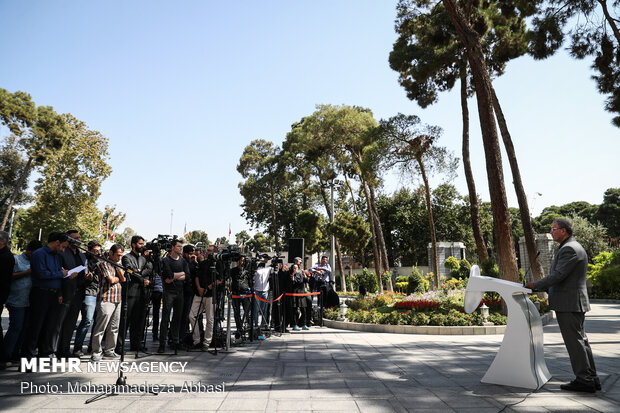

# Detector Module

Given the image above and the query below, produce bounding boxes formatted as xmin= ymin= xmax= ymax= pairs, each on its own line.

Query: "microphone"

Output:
xmin=67 ymin=237 xmax=85 ymax=247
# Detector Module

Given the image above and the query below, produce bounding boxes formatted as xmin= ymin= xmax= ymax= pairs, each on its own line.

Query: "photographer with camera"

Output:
xmin=189 ymin=245 xmax=221 ymax=350
xmin=117 ymin=236 xmax=152 ymax=354
xmin=230 ymin=255 xmax=251 ymax=337
xmin=157 ymin=239 xmax=188 ymax=353
xmin=181 ymin=245 xmax=198 ymax=345
xmin=73 ymin=241 xmax=101 ymax=356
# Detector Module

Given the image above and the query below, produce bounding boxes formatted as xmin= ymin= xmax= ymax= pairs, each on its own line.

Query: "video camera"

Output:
xmin=214 ymin=244 xmax=244 ymax=262
xmin=144 ymin=234 xmax=179 ymax=259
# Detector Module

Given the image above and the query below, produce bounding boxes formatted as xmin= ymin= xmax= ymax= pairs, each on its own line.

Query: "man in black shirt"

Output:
xmin=181 ymin=245 xmax=198 ymax=344
xmin=0 ymin=230 xmax=15 ymax=368
xmin=117 ymin=236 xmax=152 ymax=353
xmin=158 ymin=239 xmax=188 ymax=353
xmin=57 ymin=230 xmax=88 ymax=358
xmin=188 ymin=245 xmax=221 ymax=350
xmin=230 ymin=256 xmax=251 ymax=336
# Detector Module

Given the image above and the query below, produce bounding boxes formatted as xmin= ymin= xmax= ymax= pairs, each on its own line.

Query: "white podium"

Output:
xmin=464 ymin=266 xmax=551 ymax=389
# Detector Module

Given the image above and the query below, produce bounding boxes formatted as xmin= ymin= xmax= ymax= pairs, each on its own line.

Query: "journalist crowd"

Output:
xmin=0 ymin=230 xmax=336 ymax=370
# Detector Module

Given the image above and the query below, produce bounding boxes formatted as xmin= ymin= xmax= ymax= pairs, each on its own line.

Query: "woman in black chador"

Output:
xmin=291 ymin=264 xmax=310 ymax=331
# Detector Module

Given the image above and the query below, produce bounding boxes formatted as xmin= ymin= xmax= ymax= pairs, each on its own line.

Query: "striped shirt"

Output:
xmin=97 ymin=261 xmax=122 ymax=303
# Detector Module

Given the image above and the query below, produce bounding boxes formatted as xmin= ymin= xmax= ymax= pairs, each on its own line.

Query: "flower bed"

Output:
xmin=326 ymin=289 xmax=547 ymax=327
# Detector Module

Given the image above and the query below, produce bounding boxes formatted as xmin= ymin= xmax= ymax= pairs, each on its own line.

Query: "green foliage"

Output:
xmin=480 ymin=257 xmax=500 ymax=278
xmin=595 ymin=188 xmax=620 ymax=239
xmin=458 ymin=259 xmax=472 ymax=278
xmin=330 ymin=211 xmax=371 ymax=257
xmin=14 ymin=114 xmax=112 ymax=245
xmin=395 ymin=281 xmax=408 ymax=292
xmin=407 ymin=266 xmax=428 ymax=294
xmin=530 ymin=1 xmax=620 ymax=126
xmin=444 ymin=256 xmax=460 ymax=276
xmin=441 ymin=277 xmax=468 ymax=292
xmin=377 ymin=184 xmax=477 ymax=267
xmin=588 ymin=250 xmax=620 ymax=298
xmin=357 ymin=268 xmax=379 ymax=294
xmin=0 ymin=137 xmax=32 ymax=212
xmin=246 ymin=232 xmax=274 ymax=253
xmin=535 ymin=202 xmax=599 ymax=232
xmin=294 ymin=209 xmax=328 ymax=255
xmin=185 ymin=230 xmax=210 ymax=247
xmin=572 ymin=216 xmax=610 ymax=262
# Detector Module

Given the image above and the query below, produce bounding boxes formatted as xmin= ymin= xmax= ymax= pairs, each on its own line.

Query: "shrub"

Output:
xmin=458 ymin=259 xmax=472 ymax=278
xmin=324 ymin=307 xmax=339 ymax=320
xmin=358 ymin=268 xmax=378 ymax=293
xmin=393 ymin=299 xmax=439 ymax=311
xmin=480 ymin=257 xmax=499 ymax=278
xmin=441 ymin=277 xmax=468 ymax=291
xmin=395 ymin=281 xmax=408 ymax=292
xmin=588 ymin=250 xmax=620 ymax=298
xmin=381 ymin=270 xmax=392 ymax=289
xmin=407 ymin=266 xmax=427 ymax=294
xmin=444 ymin=256 xmax=460 ymax=277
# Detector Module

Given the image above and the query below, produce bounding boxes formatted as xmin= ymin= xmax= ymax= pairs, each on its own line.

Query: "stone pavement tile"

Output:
xmin=504 ymin=407 xmax=550 ymax=413
xmin=308 ymin=378 xmax=348 ymax=389
xmin=162 ymin=397 xmax=225 ymax=410
xmin=0 ymin=394 xmax=52 ymax=410
xmin=345 ymin=379 xmax=388 ymax=389
xmin=396 ymin=395 xmax=451 ymax=410
xmin=517 ymin=393 xmax=597 ymax=409
xmin=270 ymin=388 xmax=316 ymax=400
xmin=271 ymin=379 xmax=310 ymax=390
xmin=434 ymin=394 xmax=496 ymax=410
xmin=122 ymin=399 xmax=171 ymax=412
xmin=355 ymin=398 xmax=407 ymax=413
xmin=37 ymin=395 xmax=135 ymax=409
xmin=217 ymin=397 xmax=268 ymax=411
xmin=309 ymin=399 xmax=360 ymax=411
xmin=566 ymin=395 xmax=620 ymax=411
xmin=349 ymin=387 xmax=392 ymax=398
xmin=225 ymin=389 xmax=270 ymax=399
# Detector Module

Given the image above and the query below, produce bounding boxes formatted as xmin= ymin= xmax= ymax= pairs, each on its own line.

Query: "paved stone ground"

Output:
xmin=0 ymin=302 xmax=618 ymax=412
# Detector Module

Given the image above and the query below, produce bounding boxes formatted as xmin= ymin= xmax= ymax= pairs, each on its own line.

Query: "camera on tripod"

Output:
xmin=214 ymin=244 xmax=244 ymax=262
xmin=145 ymin=234 xmax=179 ymax=279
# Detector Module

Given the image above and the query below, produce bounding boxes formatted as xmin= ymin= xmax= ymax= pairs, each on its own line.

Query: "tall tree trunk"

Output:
xmin=319 ymin=182 xmax=346 ymax=292
xmin=491 ymin=87 xmax=545 ymax=281
xmin=368 ymin=185 xmax=393 ymax=291
xmin=362 ymin=181 xmax=384 ymax=293
xmin=460 ymin=67 xmax=488 ymax=262
xmin=0 ymin=156 xmax=33 ymax=231
xmin=418 ymin=159 xmax=440 ymax=289
xmin=443 ymin=0 xmax=518 ymax=282
xmin=269 ymin=183 xmax=280 ymax=252
xmin=343 ymin=172 xmax=366 ymax=267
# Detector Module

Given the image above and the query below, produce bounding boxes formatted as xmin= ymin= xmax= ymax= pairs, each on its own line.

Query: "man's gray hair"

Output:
xmin=554 ymin=218 xmax=573 ymax=236
xmin=0 ymin=230 xmax=9 ymax=243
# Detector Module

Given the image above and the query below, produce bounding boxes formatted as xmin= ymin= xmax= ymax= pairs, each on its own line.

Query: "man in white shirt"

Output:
xmin=253 ymin=254 xmax=273 ymax=329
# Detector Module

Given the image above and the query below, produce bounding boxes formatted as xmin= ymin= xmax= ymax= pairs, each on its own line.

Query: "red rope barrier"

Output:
xmin=285 ymin=292 xmax=321 ymax=297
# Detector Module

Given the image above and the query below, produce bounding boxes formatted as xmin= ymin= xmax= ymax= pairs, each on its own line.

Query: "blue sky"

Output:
xmin=1 ymin=0 xmax=617 ymax=242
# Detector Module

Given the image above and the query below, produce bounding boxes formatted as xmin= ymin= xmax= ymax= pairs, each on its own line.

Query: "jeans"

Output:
xmin=254 ymin=290 xmax=269 ymax=328
xmin=4 ymin=305 xmax=27 ymax=360
xmin=160 ymin=287 xmax=183 ymax=346
xmin=74 ymin=295 xmax=96 ymax=353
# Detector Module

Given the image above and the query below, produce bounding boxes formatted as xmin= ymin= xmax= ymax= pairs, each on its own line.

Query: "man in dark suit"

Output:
xmin=526 ymin=218 xmax=599 ymax=393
